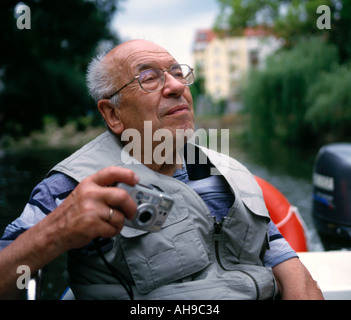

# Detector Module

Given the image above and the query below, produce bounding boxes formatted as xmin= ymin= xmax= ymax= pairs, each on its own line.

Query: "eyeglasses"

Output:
xmin=105 ymin=64 xmax=194 ymax=99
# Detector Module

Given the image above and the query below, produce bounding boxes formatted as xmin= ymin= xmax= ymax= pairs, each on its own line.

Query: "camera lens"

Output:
xmin=139 ymin=211 xmax=152 ymax=223
xmin=134 ymin=204 xmax=156 ymax=228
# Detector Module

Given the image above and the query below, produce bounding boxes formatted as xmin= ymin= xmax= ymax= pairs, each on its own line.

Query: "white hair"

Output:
xmin=86 ymin=52 xmax=121 ymax=107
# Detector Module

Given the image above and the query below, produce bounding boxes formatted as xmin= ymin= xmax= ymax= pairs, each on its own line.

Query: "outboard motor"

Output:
xmin=312 ymin=143 xmax=351 ymax=250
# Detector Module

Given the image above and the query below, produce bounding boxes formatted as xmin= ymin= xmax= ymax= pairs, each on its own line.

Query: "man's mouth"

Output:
xmin=165 ymin=105 xmax=189 ymax=116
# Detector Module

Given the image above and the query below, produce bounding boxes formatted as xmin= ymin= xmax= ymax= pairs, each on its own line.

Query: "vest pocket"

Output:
xmin=219 ymin=196 xmax=269 ymax=268
xmin=120 ymin=216 xmax=209 ymax=294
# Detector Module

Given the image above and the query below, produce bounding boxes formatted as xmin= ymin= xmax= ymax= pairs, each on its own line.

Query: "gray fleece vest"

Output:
xmin=49 ymin=131 xmax=277 ymax=300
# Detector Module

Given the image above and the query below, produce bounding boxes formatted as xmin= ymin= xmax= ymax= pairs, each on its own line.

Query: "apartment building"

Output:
xmin=193 ymin=28 xmax=281 ymax=102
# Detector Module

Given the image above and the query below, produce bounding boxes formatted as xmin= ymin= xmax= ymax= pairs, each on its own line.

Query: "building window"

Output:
xmin=214 ymin=46 xmax=221 ymax=54
xmin=249 ymin=50 xmax=259 ymax=67
xmin=214 ymin=60 xmax=221 ymax=68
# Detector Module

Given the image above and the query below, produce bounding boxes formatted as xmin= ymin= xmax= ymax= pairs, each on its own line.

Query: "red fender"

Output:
xmin=254 ymin=176 xmax=308 ymax=252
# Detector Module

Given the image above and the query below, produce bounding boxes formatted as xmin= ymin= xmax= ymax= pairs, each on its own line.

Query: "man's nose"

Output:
xmin=162 ymin=72 xmax=185 ymax=97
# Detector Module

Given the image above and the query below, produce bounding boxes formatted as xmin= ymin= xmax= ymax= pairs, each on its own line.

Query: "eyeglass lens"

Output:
xmin=139 ymin=65 xmax=193 ymax=92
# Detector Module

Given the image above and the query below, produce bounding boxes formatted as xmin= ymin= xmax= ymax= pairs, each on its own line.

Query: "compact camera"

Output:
xmin=117 ymin=183 xmax=174 ymax=232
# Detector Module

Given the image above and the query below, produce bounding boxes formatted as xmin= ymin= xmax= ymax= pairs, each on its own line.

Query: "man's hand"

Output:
xmin=50 ymin=166 xmax=139 ymax=251
xmin=0 ymin=166 xmax=138 ymax=299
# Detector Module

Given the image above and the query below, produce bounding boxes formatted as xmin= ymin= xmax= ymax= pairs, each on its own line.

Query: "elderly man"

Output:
xmin=0 ymin=40 xmax=323 ymax=300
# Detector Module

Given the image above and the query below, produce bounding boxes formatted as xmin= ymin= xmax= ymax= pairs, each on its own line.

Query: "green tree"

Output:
xmin=190 ymin=75 xmax=205 ymax=113
xmin=305 ymin=63 xmax=351 ymax=140
xmin=243 ymin=39 xmax=339 ymax=145
xmin=0 ymin=0 xmax=120 ymax=138
xmin=215 ymin=0 xmax=281 ymax=34
xmin=328 ymin=0 xmax=351 ymax=63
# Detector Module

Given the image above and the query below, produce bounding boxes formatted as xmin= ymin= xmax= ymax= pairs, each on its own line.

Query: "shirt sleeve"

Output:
xmin=0 ymin=173 xmax=77 ymax=250
xmin=263 ymin=220 xmax=298 ymax=268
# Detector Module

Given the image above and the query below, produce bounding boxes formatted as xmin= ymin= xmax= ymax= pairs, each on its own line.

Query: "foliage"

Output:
xmin=0 ymin=0 xmax=120 ymax=138
xmin=305 ymin=63 xmax=351 ymax=139
xmin=328 ymin=0 xmax=351 ymax=63
xmin=190 ymin=75 xmax=205 ymax=112
xmin=215 ymin=0 xmax=281 ymax=33
xmin=242 ymin=38 xmax=339 ymax=145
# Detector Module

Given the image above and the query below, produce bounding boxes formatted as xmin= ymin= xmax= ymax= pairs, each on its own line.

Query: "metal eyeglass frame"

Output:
xmin=104 ymin=64 xmax=194 ymax=100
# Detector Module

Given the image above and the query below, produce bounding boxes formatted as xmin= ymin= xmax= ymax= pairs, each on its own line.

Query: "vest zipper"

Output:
xmin=213 ymin=218 xmax=227 ymax=271
xmin=213 ymin=218 xmax=260 ymax=300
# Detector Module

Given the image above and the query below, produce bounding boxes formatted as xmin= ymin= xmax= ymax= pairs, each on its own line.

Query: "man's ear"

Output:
xmin=97 ymin=100 xmax=124 ymax=135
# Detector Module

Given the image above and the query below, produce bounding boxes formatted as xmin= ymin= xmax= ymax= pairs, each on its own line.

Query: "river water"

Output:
xmin=0 ymin=137 xmax=323 ymax=299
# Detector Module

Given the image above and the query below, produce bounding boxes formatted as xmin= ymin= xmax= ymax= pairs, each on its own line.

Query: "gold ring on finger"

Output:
xmin=108 ymin=208 xmax=114 ymax=221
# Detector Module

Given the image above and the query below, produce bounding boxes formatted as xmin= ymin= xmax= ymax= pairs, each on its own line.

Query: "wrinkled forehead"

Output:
xmin=106 ymin=40 xmax=177 ymax=76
